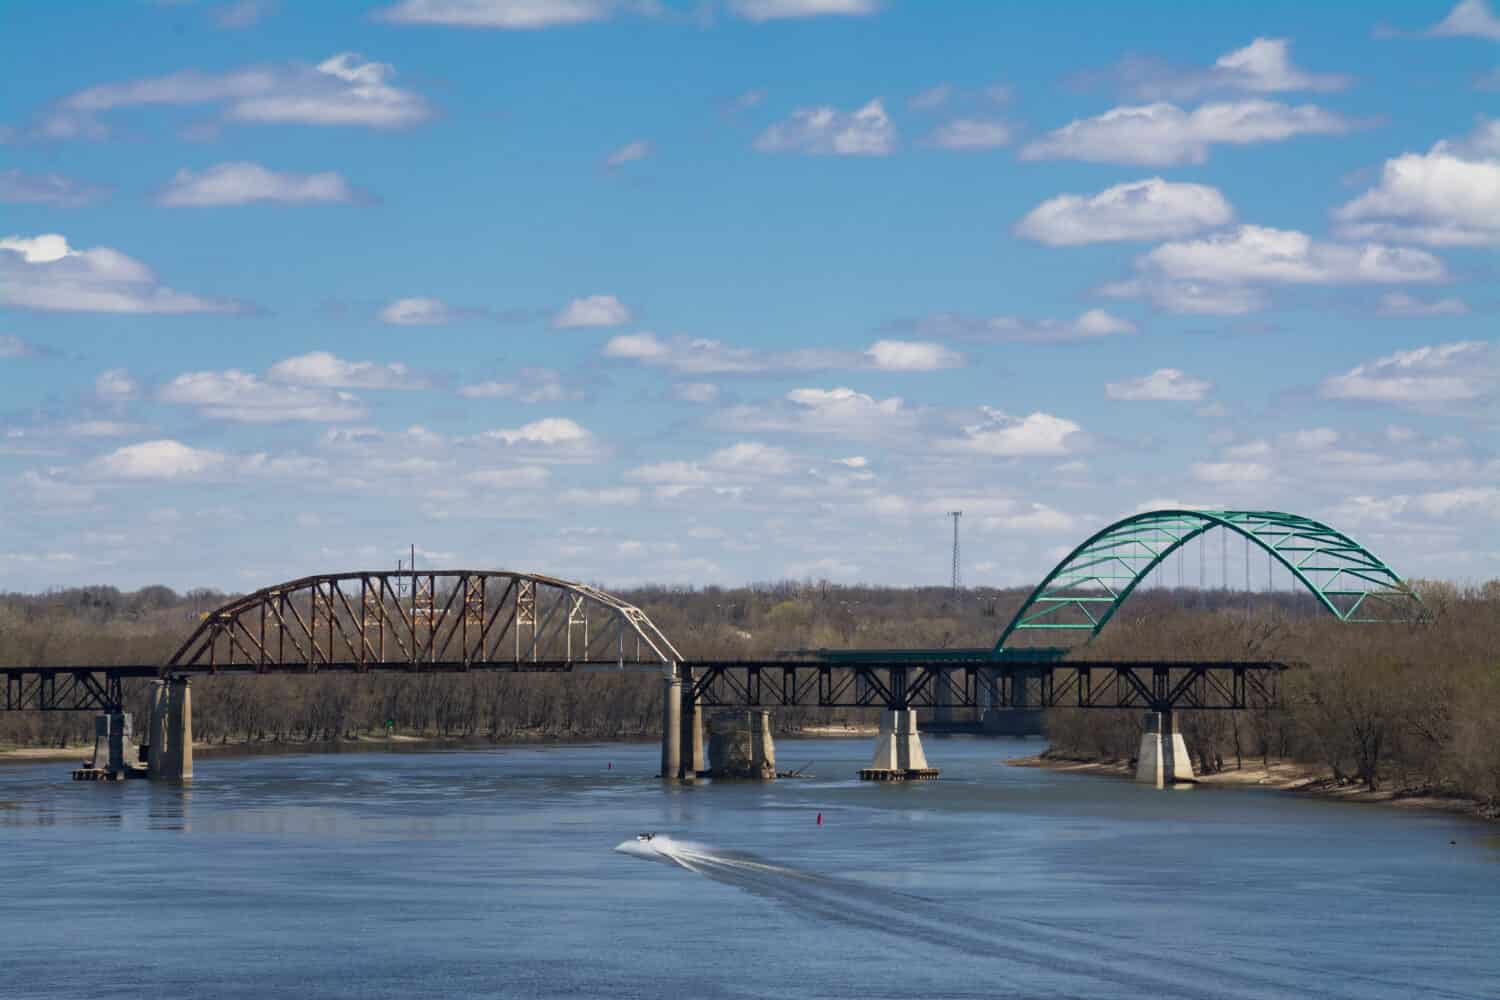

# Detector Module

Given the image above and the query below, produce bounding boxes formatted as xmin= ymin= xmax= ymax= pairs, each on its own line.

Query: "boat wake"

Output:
xmin=614 ymin=836 xmax=1472 ymax=1000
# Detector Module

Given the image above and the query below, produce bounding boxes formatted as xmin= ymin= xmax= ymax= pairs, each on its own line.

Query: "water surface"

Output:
xmin=2 ymin=738 xmax=1494 ymax=999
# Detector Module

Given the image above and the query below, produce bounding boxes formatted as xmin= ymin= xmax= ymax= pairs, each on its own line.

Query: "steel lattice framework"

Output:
xmin=994 ymin=509 xmax=1422 ymax=650
xmin=166 ymin=571 xmax=682 ymax=673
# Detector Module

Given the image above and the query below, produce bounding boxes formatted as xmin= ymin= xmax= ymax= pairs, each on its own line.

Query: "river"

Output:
xmin=1 ymin=737 xmax=1495 ymax=999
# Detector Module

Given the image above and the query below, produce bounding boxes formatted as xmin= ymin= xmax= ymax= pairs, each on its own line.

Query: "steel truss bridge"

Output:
xmin=3 ymin=509 xmax=1420 ymax=717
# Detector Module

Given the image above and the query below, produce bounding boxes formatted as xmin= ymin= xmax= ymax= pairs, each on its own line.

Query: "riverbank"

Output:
xmin=1009 ymin=751 xmax=1498 ymax=822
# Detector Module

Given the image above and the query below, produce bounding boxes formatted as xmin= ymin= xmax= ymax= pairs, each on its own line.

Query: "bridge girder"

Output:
xmin=166 ymin=570 xmax=682 ymax=673
xmin=995 ymin=509 xmax=1423 ymax=651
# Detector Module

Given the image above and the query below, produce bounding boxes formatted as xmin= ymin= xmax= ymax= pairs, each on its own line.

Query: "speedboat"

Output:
xmin=636 ymin=832 xmax=655 ymax=842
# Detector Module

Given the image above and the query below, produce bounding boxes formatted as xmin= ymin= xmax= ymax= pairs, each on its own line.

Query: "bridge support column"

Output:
xmin=161 ymin=677 xmax=193 ymax=783
xmin=661 ymin=673 xmax=682 ymax=780
xmin=146 ymin=680 xmax=167 ymax=779
xmin=1136 ymin=711 xmax=1193 ymax=788
xmin=860 ymin=709 xmax=939 ymax=781
xmin=679 ymin=667 xmax=704 ymax=778
xmin=91 ymin=711 xmax=136 ymax=776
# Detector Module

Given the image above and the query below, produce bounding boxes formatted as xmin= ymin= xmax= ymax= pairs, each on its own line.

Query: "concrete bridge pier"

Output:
xmin=155 ymin=677 xmax=193 ymax=782
xmin=90 ymin=711 xmax=136 ymax=777
xmin=860 ymin=709 xmax=939 ymax=781
xmin=1135 ymin=710 xmax=1193 ymax=787
xmin=661 ymin=673 xmax=682 ymax=780
xmin=145 ymin=680 xmax=167 ymax=778
xmin=680 ymin=666 xmax=704 ymax=778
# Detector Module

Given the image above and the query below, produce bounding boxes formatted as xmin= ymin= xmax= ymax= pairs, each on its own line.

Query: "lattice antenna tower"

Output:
xmin=948 ymin=511 xmax=962 ymax=592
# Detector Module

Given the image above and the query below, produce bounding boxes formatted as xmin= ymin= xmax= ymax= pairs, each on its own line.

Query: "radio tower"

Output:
xmin=948 ymin=511 xmax=962 ymax=592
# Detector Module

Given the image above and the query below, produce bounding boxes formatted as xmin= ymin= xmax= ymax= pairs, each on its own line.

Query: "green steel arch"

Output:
xmin=995 ymin=509 xmax=1422 ymax=652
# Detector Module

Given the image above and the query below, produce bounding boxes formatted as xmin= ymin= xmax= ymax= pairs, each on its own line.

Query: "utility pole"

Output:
xmin=948 ymin=511 xmax=962 ymax=593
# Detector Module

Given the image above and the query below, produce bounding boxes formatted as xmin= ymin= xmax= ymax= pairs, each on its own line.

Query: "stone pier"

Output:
xmin=1135 ymin=711 xmax=1193 ymax=787
xmin=860 ymin=709 xmax=939 ymax=780
xmin=707 ymin=710 xmax=776 ymax=779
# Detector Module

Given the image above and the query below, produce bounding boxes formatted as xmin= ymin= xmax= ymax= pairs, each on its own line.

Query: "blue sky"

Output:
xmin=1 ymin=0 xmax=1497 ymax=592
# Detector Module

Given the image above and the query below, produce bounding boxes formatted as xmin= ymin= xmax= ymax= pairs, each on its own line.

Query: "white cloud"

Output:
xmin=627 ymin=460 xmax=711 ymax=486
xmin=1225 ymin=439 xmax=1272 ymax=459
xmin=559 ymin=486 xmax=640 ymax=506
xmin=1426 ymin=0 xmax=1500 ymax=40
xmin=214 ymin=0 xmax=277 ymax=29
xmin=1105 ymin=368 xmax=1212 ymax=401
xmin=709 ymin=441 xmax=796 ymax=474
xmin=1021 ymin=100 xmax=1356 ymax=166
xmin=908 ymin=84 xmax=952 ymax=110
xmin=0 ymin=169 xmax=107 ymax=207
xmin=1157 ymin=226 xmax=1450 ymax=283
xmin=379 ymin=297 xmax=460 ymax=325
xmin=459 ymin=369 xmax=576 ymax=403
xmin=1411 ymin=486 xmax=1500 ymax=518
xmin=975 ymin=502 xmax=1078 ymax=535
xmin=672 ymin=382 xmax=720 ymax=404
xmin=0 ymin=334 xmax=36 ymax=358
xmin=943 ymin=408 xmax=1082 ymax=457
xmin=1100 ymin=277 xmax=1264 ymax=316
xmin=47 ymin=53 xmax=431 ymax=137
xmin=629 ymin=441 xmax=797 ymax=488
xmin=1099 ymin=37 xmax=1350 ymax=101
xmin=89 ymin=439 xmax=227 ymax=480
xmin=729 ymin=0 xmax=878 ymax=22
xmin=65 ymin=420 xmax=140 ymax=438
xmin=159 ymin=162 xmax=358 ymax=206
xmin=835 ymin=455 xmax=867 ymax=468
xmin=1284 ymin=427 xmax=1340 ymax=450
xmin=268 ymin=351 xmax=424 ymax=389
xmin=718 ymin=386 xmax=917 ymax=438
xmin=1015 ymin=177 xmax=1233 ymax=246
xmin=376 ymin=0 xmax=617 ymax=28
xmin=552 ymin=294 xmax=631 ymax=328
xmin=159 ymin=370 xmax=366 ymax=423
xmin=901 ymin=308 xmax=1136 ymax=343
xmin=467 ymin=466 xmax=550 ymax=489
xmin=865 ymin=340 xmax=961 ymax=371
xmin=95 ymin=369 xmax=139 ymax=400
xmin=605 ymin=331 xmax=853 ymax=374
xmin=927 ymin=119 xmax=1011 ymax=150
xmin=605 ymin=139 xmax=651 ymax=168
xmin=784 ymin=556 xmax=860 ymax=579
xmin=16 ymin=470 xmax=96 ymax=507
xmin=1377 ymin=292 xmax=1469 ymax=317
xmin=754 ymin=99 xmax=895 ymax=157
xmin=1334 ymin=121 xmax=1500 ymax=247
xmin=485 ymin=417 xmax=592 ymax=446
xmin=1192 ymin=461 xmax=1272 ymax=483
xmin=1135 ymin=226 xmax=1445 ymax=295
xmin=782 ymin=387 xmax=911 ymax=433
xmin=0 ymin=233 xmax=246 ymax=315
xmin=1320 ymin=340 xmax=1495 ymax=406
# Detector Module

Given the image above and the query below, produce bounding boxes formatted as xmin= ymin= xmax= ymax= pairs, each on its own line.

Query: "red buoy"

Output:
xmin=816 ymin=812 xmax=823 ymax=825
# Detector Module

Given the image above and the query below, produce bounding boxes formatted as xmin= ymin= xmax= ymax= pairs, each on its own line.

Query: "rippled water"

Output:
xmin=2 ymin=737 xmax=1495 ymax=999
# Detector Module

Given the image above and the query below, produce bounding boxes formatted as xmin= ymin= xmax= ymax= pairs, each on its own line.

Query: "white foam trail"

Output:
xmin=613 ymin=836 xmax=1455 ymax=1000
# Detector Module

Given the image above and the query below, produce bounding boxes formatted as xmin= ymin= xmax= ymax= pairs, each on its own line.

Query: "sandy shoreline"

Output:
xmin=1008 ymin=752 xmax=1497 ymax=822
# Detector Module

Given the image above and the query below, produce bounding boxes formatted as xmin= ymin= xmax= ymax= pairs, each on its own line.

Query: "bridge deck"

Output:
xmin=4 ymin=658 xmax=1285 ymax=713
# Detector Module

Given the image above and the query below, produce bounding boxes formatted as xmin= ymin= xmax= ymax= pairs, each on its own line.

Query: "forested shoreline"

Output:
xmin=1 ymin=578 xmax=1496 ymax=810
